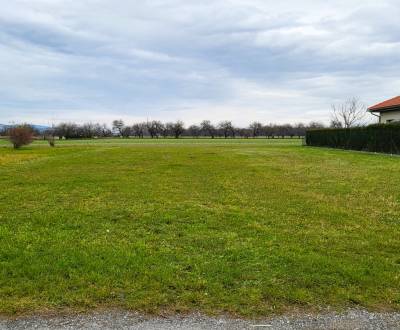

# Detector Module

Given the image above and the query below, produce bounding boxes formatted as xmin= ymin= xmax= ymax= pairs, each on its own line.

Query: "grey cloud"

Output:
xmin=0 ymin=0 xmax=399 ymax=125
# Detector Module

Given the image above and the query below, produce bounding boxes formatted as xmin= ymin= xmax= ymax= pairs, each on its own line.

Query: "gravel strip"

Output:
xmin=1 ymin=309 xmax=399 ymax=330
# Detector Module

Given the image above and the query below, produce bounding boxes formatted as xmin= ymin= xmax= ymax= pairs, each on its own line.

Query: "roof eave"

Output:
xmin=368 ymin=106 xmax=400 ymax=113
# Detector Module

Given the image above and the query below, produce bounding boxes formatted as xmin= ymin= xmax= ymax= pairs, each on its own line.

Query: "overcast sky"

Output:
xmin=1 ymin=0 xmax=399 ymax=126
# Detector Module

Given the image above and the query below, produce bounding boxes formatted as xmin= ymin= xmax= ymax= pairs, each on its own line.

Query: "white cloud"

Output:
xmin=0 ymin=0 xmax=399 ymax=126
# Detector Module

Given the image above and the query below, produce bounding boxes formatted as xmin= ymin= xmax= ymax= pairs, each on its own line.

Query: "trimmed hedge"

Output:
xmin=306 ymin=124 xmax=400 ymax=154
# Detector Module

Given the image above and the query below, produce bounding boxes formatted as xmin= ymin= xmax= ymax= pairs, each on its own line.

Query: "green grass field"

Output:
xmin=0 ymin=138 xmax=399 ymax=316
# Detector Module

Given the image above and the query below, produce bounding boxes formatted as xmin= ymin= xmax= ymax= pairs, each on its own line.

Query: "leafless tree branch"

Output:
xmin=331 ymin=97 xmax=366 ymax=128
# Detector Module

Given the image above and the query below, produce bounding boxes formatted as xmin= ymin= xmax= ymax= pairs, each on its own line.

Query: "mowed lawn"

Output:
xmin=0 ymin=138 xmax=399 ymax=316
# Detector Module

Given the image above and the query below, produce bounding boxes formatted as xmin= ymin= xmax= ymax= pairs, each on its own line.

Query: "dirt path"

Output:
xmin=1 ymin=309 xmax=400 ymax=330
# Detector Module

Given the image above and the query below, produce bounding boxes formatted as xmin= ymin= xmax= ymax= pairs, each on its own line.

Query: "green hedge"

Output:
xmin=305 ymin=124 xmax=400 ymax=154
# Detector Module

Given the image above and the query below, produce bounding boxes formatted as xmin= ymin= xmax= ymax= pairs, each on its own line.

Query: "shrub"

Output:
xmin=8 ymin=125 xmax=34 ymax=149
xmin=46 ymin=135 xmax=55 ymax=147
xmin=306 ymin=123 xmax=400 ymax=154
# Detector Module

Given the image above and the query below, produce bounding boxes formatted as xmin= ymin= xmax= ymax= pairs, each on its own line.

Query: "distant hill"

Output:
xmin=31 ymin=125 xmax=50 ymax=133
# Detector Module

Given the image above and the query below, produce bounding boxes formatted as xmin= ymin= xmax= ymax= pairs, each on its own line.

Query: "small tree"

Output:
xmin=263 ymin=124 xmax=274 ymax=139
xmin=330 ymin=119 xmax=343 ymax=128
xmin=54 ymin=122 xmax=78 ymax=139
xmin=238 ymin=128 xmax=251 ymax=138
xmin=121 ymin=126 xmax=132 ymax=138
xmin=147 ymin=120 xmax=163 ymax=138
xmin=112 ymin=119 xmax=125 ymax=137
xmin=218 ymin=121 xmax=234 ymax=138
xmin=249 ymin=122 xmax=263 ymax=138
xmin=187 ymin=124 xmax=201 ymax=138
xmin=100 ymin=124 xmax=112 ymax=137
xmin=132 ymin=123 xmax=146 ymax=138
xmin=170 ymin=121 xmax=185 ymax=138
xmin=8 ymin=125 xmax=34 ymax=149
xmin=200 ymin=120 xmax=215 ymax=138
xmin=44 ymin=127 xmax=56 ymax=147
xmin=331 ymin=97 xmax=366 ymax=128
xmin=308 ymin=121 xmax=325 ymax=129
xmin=292 ymin=123 xmax=305 ymax=138
xmin=47 ymin=135 xmax=55 ymax=147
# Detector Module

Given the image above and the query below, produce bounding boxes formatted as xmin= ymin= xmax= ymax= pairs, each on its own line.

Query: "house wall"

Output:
xmin=380 ymin=111 xmax=400 ymax=123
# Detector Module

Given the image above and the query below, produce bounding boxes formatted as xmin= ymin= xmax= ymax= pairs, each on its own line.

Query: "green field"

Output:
xmin=0 ymin=138 xmax=399 ymax=316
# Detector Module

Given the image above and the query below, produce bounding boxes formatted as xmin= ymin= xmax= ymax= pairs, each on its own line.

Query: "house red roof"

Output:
xmin=368 ymin=96 xmax=400 ymax=112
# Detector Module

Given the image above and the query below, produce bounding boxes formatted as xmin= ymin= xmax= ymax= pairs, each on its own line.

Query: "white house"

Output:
xmin=368 ymin=96 xmax=400 ymax=124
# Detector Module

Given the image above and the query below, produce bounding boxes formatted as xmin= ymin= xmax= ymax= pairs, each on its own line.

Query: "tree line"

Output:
xmin=0 ymin=120 xmax=327 ymax=149
xmin=32 ymin=120 xmax=326 ymax=139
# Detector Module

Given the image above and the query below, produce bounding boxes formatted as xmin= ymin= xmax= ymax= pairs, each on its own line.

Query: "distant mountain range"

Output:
xmin=31 ymin=125 xmax=51 ymax=132
xmin=0 ymin=124 xmax=50 ymax=133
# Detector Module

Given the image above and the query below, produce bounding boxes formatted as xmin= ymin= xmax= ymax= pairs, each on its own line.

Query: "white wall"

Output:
xmin=380 ymin=111 xmax=400 ymax=123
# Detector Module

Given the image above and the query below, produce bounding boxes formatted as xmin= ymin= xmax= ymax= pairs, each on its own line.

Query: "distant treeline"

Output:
xmin=1 ymin=120 xmax=327 ymax=139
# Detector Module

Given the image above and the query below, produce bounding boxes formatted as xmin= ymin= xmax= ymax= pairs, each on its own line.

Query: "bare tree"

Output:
xmin=132 ymin=123 xmax=146 ymax=138
xmin=44 ymin=126 xmax=56 ymax=146
xmin=263 ymin=124 xmax=275 ymax=139
xmin=293 ymin=123 xmax=306 ymax=137
xmin=200 ymin=120 xmax=215 ymax=138
xmin=249 ymin=122 xmax=263 ymax=138
xmin=160 ymin=124 xmax=169 ymax=138
xmin=169 ymin=121 xmax=185 ymax=139
xmin=330 ymin=119 xmax=343 ymax=128
xmin=47 ymin=135 xmax=55 ymax=147
xmin=121 ymin=126 xmax=132 ymax=138
xmin=331 ymin=97 xmax=366 ymax=128
xmin=238 ymin=127 xmax=251 ymax=138
xmin=187 ymin=125 xmax=201 ymax=138
xmin=95 ymin=124 xmax=112 ymax=137
xmin=112 ymin=119 xmax=125 ymax=136
xmin=54 ymin=122 xmax=78 ymax=139
xmin=81 ymin=123 xmax=97 ymax=138
xmin=147 ymin=120 xmax=163 ymax=138
xmin=218 ymin=121 xmax=235 ymax=138
xmin=308 ymin=121 xmax=325 ymax=129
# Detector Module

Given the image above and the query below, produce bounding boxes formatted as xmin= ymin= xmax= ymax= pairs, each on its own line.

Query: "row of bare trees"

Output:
xmin=0 ymin=120 xmax=331 ymax=141
xmin=44 ymin=120 xmax=326 ymax=140
xmin=1 ymin=121 xmax=326 ymax=149
xmin=47 ymin=98 xmax=368 ymax=139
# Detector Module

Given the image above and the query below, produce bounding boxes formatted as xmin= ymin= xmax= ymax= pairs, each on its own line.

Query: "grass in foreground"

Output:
xmin=0 ymin=139 xmax=399 ymax=316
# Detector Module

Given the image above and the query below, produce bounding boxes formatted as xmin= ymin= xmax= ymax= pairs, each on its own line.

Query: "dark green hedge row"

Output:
xmin=305 ymin=124 xmax=400 ymax=154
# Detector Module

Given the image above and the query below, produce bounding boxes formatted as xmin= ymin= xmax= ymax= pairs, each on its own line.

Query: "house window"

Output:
xmin=386 ymin=119 xmax=394 ymax=123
